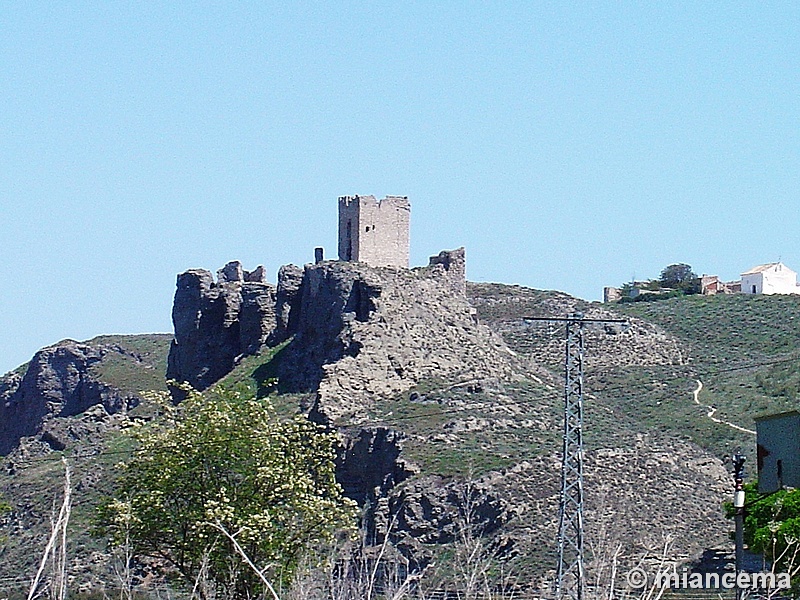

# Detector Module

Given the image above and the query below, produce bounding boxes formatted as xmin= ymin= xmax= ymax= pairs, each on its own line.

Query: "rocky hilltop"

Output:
xmin=166 ymin=262 xmax=276 ymax=394
xmin=1 ymin=253 xmax=779 ymax=594
xmin=0 ymin=337 xmax=170 ymax=455
xmin=167 ymin=249 xmax=528 ymax=421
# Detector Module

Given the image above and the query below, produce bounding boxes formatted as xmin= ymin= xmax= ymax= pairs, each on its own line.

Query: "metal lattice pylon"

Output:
xmin=524 ymin=312 xmax=628 ymax=600
xmin=556 ymin=315 xmax=585 ymax=600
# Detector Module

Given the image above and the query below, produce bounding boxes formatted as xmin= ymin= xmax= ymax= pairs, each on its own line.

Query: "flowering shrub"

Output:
xmin=97 ymin=384 xmax=356 ymax=599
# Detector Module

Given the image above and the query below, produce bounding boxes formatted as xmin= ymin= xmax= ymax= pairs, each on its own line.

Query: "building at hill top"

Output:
xmin=338 ymin=195 xmax=410 ymax=268
xmin=740 ymin=262 xmax=799 ymax=295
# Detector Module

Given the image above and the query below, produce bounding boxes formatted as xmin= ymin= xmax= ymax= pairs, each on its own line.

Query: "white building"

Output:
xmin=740 ymin=262 xmax=800 ymax=295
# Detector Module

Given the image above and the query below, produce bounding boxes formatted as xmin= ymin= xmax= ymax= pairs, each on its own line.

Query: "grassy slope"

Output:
xmin=469 ymin=285 xmax=800 ymax=460
xmin=614 ymin=294 xmax=800 ymax=439
xmin=86 ymin=333 xmax=173 ymax=394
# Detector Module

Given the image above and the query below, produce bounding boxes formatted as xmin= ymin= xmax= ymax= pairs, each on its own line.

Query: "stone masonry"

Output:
xmin=338 ymin=195 xmax=410 ymax=268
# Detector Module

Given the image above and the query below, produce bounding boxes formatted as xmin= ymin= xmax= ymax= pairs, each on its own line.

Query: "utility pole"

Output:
xmin=732 ymin=454 xmax=746 ymax=600
xmin=525 ymin=312 xmax=628 ymax=600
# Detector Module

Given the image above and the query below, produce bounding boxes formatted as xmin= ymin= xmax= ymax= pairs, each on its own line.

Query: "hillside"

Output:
xmin=469 ymin=284 xmax=800 ymax=458
xmin=0 ymin=335 xmax=172 ymax=595
xmin=1 ymin=274 xmax=798 ymax=597
xmin=612 ymin=293 xmax=800 ymax=455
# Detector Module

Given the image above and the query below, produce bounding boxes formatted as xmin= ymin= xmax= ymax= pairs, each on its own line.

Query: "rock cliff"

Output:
xmin=166 ymin=261 xmax=276 ymax=394
xmin=166 ymin=250 xmax=526 ymax=421
xmin=0 ymin=341 xmax=140 ymax=455
xmin=276 ymin=253 xmax=525 ymax=421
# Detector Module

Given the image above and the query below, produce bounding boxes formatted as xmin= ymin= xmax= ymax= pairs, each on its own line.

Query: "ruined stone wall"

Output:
xmin=338 ymin=195 xmax=410 ymax=268
xmin=428 ymin=247 xmax=466 ymax=296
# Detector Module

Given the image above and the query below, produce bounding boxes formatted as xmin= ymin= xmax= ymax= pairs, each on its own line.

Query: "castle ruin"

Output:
xmin=338 ymin=195 xmax=410 ymax=268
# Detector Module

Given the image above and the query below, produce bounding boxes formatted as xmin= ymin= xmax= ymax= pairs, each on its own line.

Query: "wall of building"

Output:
xmin=338 ymin=195 xmax=410 ymax=268
xmin=756 ymin=412 xmax=800 ymax=493
xmin=338 ymin=196 xmax=361 ymax=262
xmin=741 ymin=272 xmax=761 ymax=295
xmin=764 ymin=264 xmax=798 ymax=294
xmin=742 ymin=264 xmax=799 ymax=295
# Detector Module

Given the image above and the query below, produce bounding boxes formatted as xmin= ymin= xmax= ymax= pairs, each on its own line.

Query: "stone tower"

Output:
xmin=338 ymin=195 xmax=410 ymax=268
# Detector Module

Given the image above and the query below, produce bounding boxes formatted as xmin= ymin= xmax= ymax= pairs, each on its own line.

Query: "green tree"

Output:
xmin=729 ymin=483 xmax=800 ymax=588
xmin=97 ymin=385 xmax=357 ymax=599
xmin=658 ymin=263 xmax=700 ymax=293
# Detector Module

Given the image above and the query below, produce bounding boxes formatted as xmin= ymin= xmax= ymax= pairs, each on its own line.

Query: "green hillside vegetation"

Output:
xmin=209 ymin=341 xmax=314 ymax=419
xmin=3 ymin=287 xmax=800 ymax=597
xmin=0 ymin=335 xmax=173 ymax=596
xmin=87 ymin=334 xmax=172 ymax=394
xmin=615 ymin=293 xmax=800 ymax=362
xmin=470 ymin=284 xmax=800 ymax=460
xmin=605 ymin=294 xmax=800 ymax=457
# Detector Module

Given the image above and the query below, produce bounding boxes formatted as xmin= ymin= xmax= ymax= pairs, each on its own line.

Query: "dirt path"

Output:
xmin=692 ymin=379 xmax=755 ymax=435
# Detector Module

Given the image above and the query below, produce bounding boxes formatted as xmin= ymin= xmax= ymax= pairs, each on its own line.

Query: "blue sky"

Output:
xmin=2 ymin=2 xmax=800 ymax=374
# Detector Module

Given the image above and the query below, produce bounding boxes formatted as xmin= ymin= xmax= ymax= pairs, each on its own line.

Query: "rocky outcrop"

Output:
xmin=0 ymin=342 xmax=137 ymax=455
xmin=166 ymin=252 xmax=519 ymax=420
xmin=336 ymin=427 xmax=416 ymax=505
xmin=468 ymin=282 xmax=687 ymax=369
xmin=334 ymin=425 xmax=514 ymax=565
xmin=269 ymin=264 xmax=304 ymax=345
xmin=388 ymin=476 xmax=511 ymax=545
xmin=274 ymin=257 xmax=523 ymax=421
xmin=167 ymin=261 xmax=276 ymax=393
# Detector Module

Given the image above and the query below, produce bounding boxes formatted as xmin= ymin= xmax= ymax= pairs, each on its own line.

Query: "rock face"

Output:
xmin=337 ymin=427 xmax=416 ymax=505
xmin=273 ymin=250 xmax=523 ymax=421
xmin=270 ymin=264 xmax=304 ymax=345
xmin=388 ymin=476 xmax=511 ymax=545
xmin=0 ymin=342 xmax=137 ymax=455
xmin=166 ymin=250 xmax=520 ymax=420
xmin=334 ymin=425 xmax=515 ymax=568
xmin=166 ymin=261 xmax=276 ymax=393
